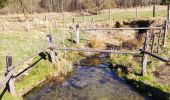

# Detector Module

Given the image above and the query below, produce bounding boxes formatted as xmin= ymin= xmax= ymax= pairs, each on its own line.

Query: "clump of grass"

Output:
xmin=53 ymin=58 xmax=73 ymax=76
xmin=88 ymin=34 xmax=106 ymax=49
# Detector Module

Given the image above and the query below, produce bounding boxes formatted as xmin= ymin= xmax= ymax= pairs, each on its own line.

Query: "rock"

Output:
xmin=61 ymin=81 xmax=69 ymax=87
xmin=46 ymin=88 xmax=51 ymax=93
xmin=72 ymin=81 xmax=88 ymax=89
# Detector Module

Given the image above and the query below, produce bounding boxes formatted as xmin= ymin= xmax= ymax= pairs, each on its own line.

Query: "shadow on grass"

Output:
xmin=0 ymin=52 xmax=47 ymax=99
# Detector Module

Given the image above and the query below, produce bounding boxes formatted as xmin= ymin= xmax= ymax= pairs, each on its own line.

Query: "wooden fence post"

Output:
xmin=136 ymin=7 xmax=138 ymax=18
xmin=6 ymin=56 xmax=16 ymax=96
xmin=151 ymin=34 xmax=155 ymax=53
xmin=62 ymin=14 xmax=64 ymax=23
xmin=46 ymin=34 xmax=56 ymax=63
xmin=83 ymin=13 xmax=85 ymax=22
xmin=163 ymin=20 xmax=168 ymax=47
xmin=91 ymin=18 xmax=96 ymax=33
xmin=157 ymin=32 xmax=161 ymax=53
xmin=168 ymin=4 xmax=170 ymax=22
xmin=60 ymin=29 xmax=66 ymax=56
xmin=153 ymin=4 xmax=156 ymax=17
xmin=109 ymin=9 xmax=112 ymax=21
xmin=72 ymin=18 xmax=75 ymax=24
xmin=76 ymin=24 xmax=80 ymax=44
xmin=142 ymin=32 xmax=149 ymax=76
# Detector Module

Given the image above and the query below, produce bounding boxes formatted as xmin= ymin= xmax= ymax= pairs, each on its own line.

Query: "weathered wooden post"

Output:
xmin=136 ymin=7 xmax=138 ymax=18
xmin=163 ymin=20 xmax=168 ymax=47
xmin=142 ymin=32 xmax=149 ymax=76
xmin=44 ymin=15 xmax=48 ymax=28
xmin=151 ymin=34 xmax=155 ymax=53
xmin=91 ymin=18 xmax=96 ymax=34
xmin=25 ymin=20 xmax=30 ymax=32
xmin=168 ymin=4 xmax=170 ymax=22
xmin=83 ymin=13 xmax=85 ymax=22
xmin=46 ymin=34 xmax=57 ymax=63
xmin=2 ymin=23 xmax=5 ymax=31
xmin=6 ymin=56 xmax=16 ymax=96
xmin=62 ymin=14 xmax=64 ymax=23
xmin=109 ymin=9 xmax=112 ymax=21
xmin=76 ymin=24 xmax=80 ymax=44
xmin=157 ymin=32 xmax=161 ymax=53
xmin=60 ymin=29 xmax=66 ymax=56
xmin=153 ymin=4 xmax=156 ymax=17
xmin=72 ymin=18 xmax=75 ymax=24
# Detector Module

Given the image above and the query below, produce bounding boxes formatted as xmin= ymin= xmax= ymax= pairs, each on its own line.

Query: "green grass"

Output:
xmin=58 ymin=10 xmax=167 ymax=23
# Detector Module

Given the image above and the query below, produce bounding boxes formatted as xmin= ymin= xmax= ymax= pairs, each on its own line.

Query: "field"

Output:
xmin=0 ymin=5 xmax=170 ymax=99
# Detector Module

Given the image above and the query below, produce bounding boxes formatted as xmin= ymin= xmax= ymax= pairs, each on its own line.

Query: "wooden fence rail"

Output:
xmin=53 ymin=47 xmax=140 ymax=55
xmin=140 ymin=49 xmax=169 ymax=62
xmin=80 ymin=27 xmax=163 ymax=31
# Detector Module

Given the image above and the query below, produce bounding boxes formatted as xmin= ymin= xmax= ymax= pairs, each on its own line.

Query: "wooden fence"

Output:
xmin=0 ymin=21 xmax=169 ymax=98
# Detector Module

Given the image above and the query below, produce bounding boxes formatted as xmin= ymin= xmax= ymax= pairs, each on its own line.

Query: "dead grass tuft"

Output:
xmin=53 ymin=58 xmax=73 ymax=76
xmin=88 ymin=34 xmax=106 ymax=49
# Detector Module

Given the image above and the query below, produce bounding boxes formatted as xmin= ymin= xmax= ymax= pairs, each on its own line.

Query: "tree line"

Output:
xmin=0 ymin=0 xmax=169 ymax=14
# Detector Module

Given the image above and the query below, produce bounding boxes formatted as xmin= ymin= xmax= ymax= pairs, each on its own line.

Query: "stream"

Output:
xmin=24 ymin=54 xmax=152 ymax=100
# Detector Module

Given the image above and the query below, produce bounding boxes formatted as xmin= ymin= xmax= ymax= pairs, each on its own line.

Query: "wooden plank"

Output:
xmin=140 ymin=49 xmax=169 ymax=62
xmin=76 ymin=24 xmax=80 ymax=44
xmin=0 ymin=70 xmax=13 ymax=89
xmin=6 ymin=56 xmax=16 ymax=96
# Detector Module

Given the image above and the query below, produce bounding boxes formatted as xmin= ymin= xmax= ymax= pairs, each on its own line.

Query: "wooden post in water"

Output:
xmin=163 ymin=20 xmax=168 ymax=47
xmin=46 ymin=34 xmax=57 ymax=63
xmin=76 ymin=24 xmax=80 ymax=44
xmin=6 ymin=56 xmax=16 ymax=96
xmin=142 ymin=32 xmax=149 ymax=76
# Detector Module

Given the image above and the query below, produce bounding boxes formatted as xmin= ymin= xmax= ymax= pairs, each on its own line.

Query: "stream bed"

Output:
xmin=24 ymin=60 xmax=151 ymax=100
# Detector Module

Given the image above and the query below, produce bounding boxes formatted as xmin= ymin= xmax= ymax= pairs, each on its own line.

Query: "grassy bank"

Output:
xmin=109 ymin=29 xmax=170 ymax=99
